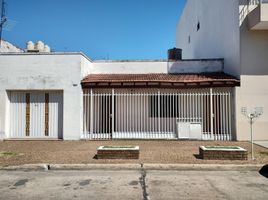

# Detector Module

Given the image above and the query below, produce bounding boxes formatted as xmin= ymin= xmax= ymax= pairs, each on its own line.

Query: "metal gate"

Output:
xmin=9 ymin=91 xmax=63 ymax=138
xmin=82 ymin=88 xmax=233 ymax=140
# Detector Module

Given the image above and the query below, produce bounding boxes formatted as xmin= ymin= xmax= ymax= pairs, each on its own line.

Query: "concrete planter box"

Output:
xmin=97 ymin=146 xmax=139 ymax=159
xmin=199 ymin=146 xmax=248 ymax=160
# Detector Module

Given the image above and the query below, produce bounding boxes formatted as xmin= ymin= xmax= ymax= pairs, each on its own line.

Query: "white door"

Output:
xmin=30 ymin=93 xmax=45 ymax=137
xmin=49 ymin=92 xmax=63 ymax=138
xmin=9 ymin=91 xmax=63 ymax=138
xmin=9 ymin=92 xmax=26 ymax=138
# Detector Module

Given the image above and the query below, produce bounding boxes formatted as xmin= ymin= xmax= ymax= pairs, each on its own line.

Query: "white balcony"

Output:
xmin=248 ymin=1 xmax=268 ymax=30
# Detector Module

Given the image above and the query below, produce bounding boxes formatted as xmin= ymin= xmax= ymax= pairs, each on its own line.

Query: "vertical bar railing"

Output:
xmin=82 ymin=88 xmax=233 ymax=141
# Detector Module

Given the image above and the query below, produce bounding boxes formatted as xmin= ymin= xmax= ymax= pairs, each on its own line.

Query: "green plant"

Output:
xmin=0 ymin=151 xmax=17 ymax=157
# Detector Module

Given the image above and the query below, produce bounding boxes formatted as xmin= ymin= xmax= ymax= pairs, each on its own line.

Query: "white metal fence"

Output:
xmin=82 ymin=88 xmax=233 ymax=140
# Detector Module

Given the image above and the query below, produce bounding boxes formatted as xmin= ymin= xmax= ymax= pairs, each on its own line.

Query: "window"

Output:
xmin=149 ymin=95 xmax=179 ymax=118
xmin=197 ymin=22 xmax=200 ymax=31
xmin=188 ymin=35 xmax=191 ymax=44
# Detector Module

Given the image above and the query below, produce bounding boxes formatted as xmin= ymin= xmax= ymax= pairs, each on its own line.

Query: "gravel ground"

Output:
xmin=0 ymin=140 xmax=268 ymax=166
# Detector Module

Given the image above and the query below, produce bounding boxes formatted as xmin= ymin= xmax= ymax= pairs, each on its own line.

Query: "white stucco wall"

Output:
xmin=0 ymin=53 xmax=92 ymax=140
xmin=91 ymin=60 xmax=223 ymax=74
xmin=176 ymin=0 xmax=240 ymax=77
xmin=91 ymin=61 xmax=168 ymax=74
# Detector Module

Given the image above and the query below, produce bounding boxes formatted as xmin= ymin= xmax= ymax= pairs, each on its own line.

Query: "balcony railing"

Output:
xmin=247 ymin=0 xmax=268 ymax=29
xmin=251 ymin=0 xmax=268 ymax=4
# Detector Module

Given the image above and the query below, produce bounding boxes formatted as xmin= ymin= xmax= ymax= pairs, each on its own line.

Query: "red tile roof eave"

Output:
xmin=81 ymin=81 xmax=240 ymax=88
xmin=81 ymin=73 xmax=240 ymax=88
xmin=81 ymin=79 xmax=240 ymax=83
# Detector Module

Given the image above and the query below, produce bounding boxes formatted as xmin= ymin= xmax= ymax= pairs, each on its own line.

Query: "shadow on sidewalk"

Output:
xmin=193 ymin=154 xmax=202 ymax=160
xmin=259 ymin=165 xmax=268 ymax=178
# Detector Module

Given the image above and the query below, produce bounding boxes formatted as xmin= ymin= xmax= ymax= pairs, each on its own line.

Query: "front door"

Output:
xmin=30 ymin=92 xmax=45 ymax=137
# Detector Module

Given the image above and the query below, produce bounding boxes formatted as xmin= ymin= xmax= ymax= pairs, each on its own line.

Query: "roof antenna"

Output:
xmin=0 ymin=0 xmax=16 ymax=47
xmin=0 ymin=0 xmax=7 ymax=47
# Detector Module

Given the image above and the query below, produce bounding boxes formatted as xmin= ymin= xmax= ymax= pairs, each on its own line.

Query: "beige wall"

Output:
xmin=236 ymin=16 xmax=268 ymax=140
xmin=235 ymin=76 xmax=268 ymax=140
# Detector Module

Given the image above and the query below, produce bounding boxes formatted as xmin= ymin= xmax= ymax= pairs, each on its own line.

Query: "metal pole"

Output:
xmin=250 ymin=117 xmax=254 ymax=160
xmin=90 ymin=89 xmax=93 ymax=138
xmin=111 ymin=88 xmax=115 ymax=139
xmin=0 ymin=0 xmax=7 ymax=47
xmin=158 ymin=90 xmax=161 ymax=135
xmin=210 ymin=88 xmax=214 ymax=139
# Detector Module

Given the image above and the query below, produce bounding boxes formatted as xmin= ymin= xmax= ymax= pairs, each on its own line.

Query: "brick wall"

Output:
xmin=199 ymin=148 xmax=248 ymax=160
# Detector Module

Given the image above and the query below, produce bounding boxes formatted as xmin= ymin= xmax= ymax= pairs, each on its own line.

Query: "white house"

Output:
xmin=0 ymin=41 xmax=239 ymax=141
xmin=0 ymin=0 xmax=266 ymax=141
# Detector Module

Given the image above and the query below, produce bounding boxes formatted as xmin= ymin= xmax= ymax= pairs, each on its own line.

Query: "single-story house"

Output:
xmin=0 ymin=42 xmax=239 ymax=140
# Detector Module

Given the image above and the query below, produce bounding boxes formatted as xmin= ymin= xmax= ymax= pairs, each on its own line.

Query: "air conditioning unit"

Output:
xmin=177 ymin=121 xmax=202 ymax=140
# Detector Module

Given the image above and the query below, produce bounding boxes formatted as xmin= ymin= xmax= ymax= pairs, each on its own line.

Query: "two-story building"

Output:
xmin=176 ymin=0 xmax=268 ymax=140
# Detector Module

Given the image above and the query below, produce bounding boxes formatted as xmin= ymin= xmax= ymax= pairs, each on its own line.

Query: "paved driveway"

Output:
xmin=0 ymin=169 xmax=267 ymax=200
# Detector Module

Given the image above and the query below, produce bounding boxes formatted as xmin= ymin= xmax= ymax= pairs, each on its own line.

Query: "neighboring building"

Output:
xmin=0 ymin=0 xmax=266 ymax=141
xmin=176 ymin=0 xmax=268 ymax=141
xmin=0 ymin=39 xmax=24 ymax=53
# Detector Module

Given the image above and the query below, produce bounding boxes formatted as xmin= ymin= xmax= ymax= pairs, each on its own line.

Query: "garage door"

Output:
xmin=9 ymin=91 xmax=63 ymax=139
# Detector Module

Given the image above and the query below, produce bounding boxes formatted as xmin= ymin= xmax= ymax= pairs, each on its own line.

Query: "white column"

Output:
xmin=210 ymin=88 xmax=214 ymax=140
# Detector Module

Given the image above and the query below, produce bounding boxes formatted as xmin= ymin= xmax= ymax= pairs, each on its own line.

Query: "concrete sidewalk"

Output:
xmin=254 ymin=141 xmax=268 ymax=149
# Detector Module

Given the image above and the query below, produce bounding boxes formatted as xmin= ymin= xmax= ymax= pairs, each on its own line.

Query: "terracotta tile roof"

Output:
xmin=81 ymin=73 xmax=240 ymax=88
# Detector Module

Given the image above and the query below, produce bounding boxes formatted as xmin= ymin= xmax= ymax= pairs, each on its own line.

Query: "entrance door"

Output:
xmin=9 ymin=91 xmax=63 ymax=138
xmin=30 ymin=93 xmax=45 ymax=137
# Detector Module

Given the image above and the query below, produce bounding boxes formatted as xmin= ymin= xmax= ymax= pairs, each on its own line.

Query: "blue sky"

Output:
xmin=3 ymin=0 xmax=186 ymax=60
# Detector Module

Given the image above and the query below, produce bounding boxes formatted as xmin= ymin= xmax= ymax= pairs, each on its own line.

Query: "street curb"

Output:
xmin=0 ymin=164 xmax=48 ymax=171
xmin=50 ymin=164 xmax=141 ymax=170
xmin=0 ymin=163 xmax=264 ymax=171
xmin=143 ymin=164 xmax=264 ymax=171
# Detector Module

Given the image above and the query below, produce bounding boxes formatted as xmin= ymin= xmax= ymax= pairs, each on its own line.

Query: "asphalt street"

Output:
xmin=0 ymin=169 xmax=268 ymax=200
